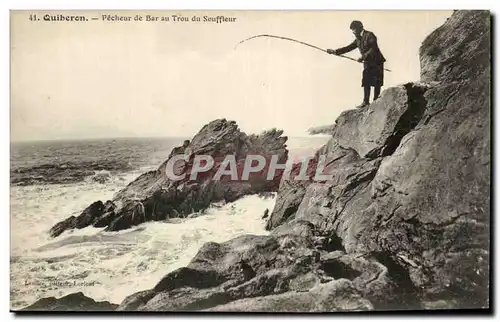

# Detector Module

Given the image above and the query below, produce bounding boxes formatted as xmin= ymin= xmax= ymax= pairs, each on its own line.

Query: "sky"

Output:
xmin=11 ymin=10 xmax=453 ymax=141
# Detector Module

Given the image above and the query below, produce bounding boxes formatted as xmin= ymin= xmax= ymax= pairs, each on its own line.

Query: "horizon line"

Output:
xmin=10 ymin=133 xmax=329 ymax=144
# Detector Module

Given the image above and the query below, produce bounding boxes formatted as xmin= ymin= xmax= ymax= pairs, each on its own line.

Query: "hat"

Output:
xmin=350 ymin=20 xmax=363 ymax=30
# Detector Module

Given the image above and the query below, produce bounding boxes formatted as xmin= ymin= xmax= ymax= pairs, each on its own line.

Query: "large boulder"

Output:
xmin=264 ymin=179 xmax=308 ymax=230
xmin=317 ymin=83 xmax=428 ymax=159
xmin=49 ymin=119 xmax=288 ymax=235
xmin=117 ymin=220 xmax=408 ymax=311
xmin=49 ymin=201 xmax=105 ymax=237
xmin=206 ymin=279 xmax=374 ymax=312
xmin=266 ymin=83 xmax=428 ymax=232
xmin=420 ymin=10 xmax=490 ymax=84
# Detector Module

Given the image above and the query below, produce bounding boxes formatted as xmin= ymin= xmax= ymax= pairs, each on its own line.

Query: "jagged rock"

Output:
xmin=116 ymin=290 xmax=156 ymax=311
xmin=266 ymin=145 xmax=363 ymax=231
xmin=49 ymin=201 xmax=105 ymax=237
xmin=103 ymin=200 xmax=116 ymax=213
xmin=74 ymin=201 xmax=105 ymax=228
xmin=116 ymin=219 xmax=409 ymax=311
xmin=420 ymin=10 xmax=490 ymax=84
xmin=90 ymin=170 xmax=112 ymax=184
xmin=293 ymin=156 xmax=382 ymax=251
xmin=265 ymin=180 xmax=308 ymax=230
xmin=116 ymin=225 xmax=320 ymax=311
xmin=359 ymin=11 xmax=489 ymax=307
xmin=50 ymin=119 xmax=288 ymax=235
xmin=21 ymin=292 xmax=118 ymax=311
xmin=270 ymin=220 xmax=318 ymax=241
xmin=167 ymin=140 xmax=190 ymax=159
xmin=91 ymin=201 xmax=117 ymax=228
xmin=105 ymin=201 xmax=146 ymax=232
xmin=316 ymin=83 xmax=428 ymax=160
xmin=48 ymin=216 xmax=77 ymax=238
xmin=92 ymin=211 xmax=116 ymax=228
xmin=265 ymin=153 xmax=332 ymax=231
xmin=361 ymin=69 xmax=490 ymax=306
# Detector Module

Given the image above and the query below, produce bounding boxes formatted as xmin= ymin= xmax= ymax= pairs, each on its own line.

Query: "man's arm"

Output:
xmin=327 ymin=40 xmax=357 ymax=55
xmin=333 ymin=40 xmax=357 ymax=55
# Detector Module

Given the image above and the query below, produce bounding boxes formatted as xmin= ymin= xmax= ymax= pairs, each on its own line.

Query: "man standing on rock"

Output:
xmin=327 ymin=20 xmax=386 ymax=108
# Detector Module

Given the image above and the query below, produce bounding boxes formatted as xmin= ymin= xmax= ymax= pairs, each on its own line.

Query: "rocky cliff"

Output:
xmin=265 ymin=10 xmax=490 ymax=309
xmin=24 ymin=10 xmax=490 ymax=312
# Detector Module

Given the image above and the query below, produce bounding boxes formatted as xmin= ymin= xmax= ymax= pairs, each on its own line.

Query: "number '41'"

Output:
xmin=29 ymin=14 xmax=37 ymax=21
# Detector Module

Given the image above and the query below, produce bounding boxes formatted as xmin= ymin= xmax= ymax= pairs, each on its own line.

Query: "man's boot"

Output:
xmin=357 ymin=86 xmax=370 ymax=108
xmin=373 ymin=86 xmax=381 ymax=101
xmin=356 ymin=101 xmax=369 ymax=108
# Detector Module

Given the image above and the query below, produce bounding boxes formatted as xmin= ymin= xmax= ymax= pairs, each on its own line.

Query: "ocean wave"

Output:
xmin=10 ymin=160 xmax=135 ymax=186
xmin=10 ymin=137 xmax=326 ymax=310
xmin=10 ymin=194 xmax=273 ymax=310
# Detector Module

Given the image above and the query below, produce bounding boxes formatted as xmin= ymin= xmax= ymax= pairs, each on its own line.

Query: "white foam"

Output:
xmin=10 ymin=136 xmax=327 ymax=310
xmin=10 ymin=179 xmax=272 ymax=309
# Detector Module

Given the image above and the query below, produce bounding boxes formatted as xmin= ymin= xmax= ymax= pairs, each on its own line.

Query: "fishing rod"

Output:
xmin=235 ymin=34 xmax=392 ymax=72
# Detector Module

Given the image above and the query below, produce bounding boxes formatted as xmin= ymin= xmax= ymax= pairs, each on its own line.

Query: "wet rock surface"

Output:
xmin=20 ymin=292 xmax=118 ymax=311
xmin=117 ymin=220 xmax=407 ymax=311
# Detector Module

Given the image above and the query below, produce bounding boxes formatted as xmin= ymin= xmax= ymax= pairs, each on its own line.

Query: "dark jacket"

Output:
xmin=335 ymin=30 xmax=386 ymax=64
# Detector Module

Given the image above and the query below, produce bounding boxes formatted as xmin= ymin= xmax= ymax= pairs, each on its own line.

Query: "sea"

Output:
xmin=10 ymin=135 xmax=330 ymax=310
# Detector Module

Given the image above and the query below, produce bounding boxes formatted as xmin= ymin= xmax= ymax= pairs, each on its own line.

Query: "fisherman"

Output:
xmin=327 ymin=20 xmax=386 ymax=108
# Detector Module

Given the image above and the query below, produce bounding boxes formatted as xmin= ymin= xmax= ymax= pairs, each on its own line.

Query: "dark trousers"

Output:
xmin=362 ymin=62 xmax=384 ymax=103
